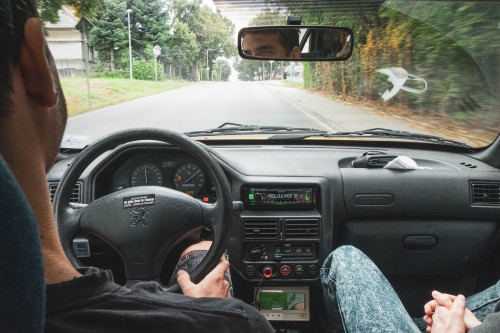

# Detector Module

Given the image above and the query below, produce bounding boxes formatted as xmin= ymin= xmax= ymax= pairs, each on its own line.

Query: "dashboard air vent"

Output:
xmin=471 ymin=183 xmax=500 ymax=205
xmin=460 ymin=162 xmax=477 ymax=169
xmin=49 ymin=182 xmax=82 ymax=204
xmin=285 ymin=219 xmax=319 ymax=239
xmin=244 ymin=219 xmax=278 ymax=240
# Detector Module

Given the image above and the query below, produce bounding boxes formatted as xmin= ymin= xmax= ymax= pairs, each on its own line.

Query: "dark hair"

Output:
xmin=277 ymin=29 xmax=299 ymax=55
xmin=0 ymin=0 xmax=39 ymax=116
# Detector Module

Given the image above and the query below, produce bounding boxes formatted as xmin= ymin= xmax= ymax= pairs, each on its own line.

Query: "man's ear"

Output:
xmin=290 ymin=46 xmax=301 ymax=59
xmin=19 ymin=18 xmax=57 ymax=108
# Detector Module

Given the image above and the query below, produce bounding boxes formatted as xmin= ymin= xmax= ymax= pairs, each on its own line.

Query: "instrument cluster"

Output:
xmin=110 ymin=152 xmax=216 ymax=202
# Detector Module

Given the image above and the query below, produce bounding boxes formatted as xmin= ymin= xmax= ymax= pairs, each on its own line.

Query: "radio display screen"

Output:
xmin=243 ymin=186 xmax=316 ymax=209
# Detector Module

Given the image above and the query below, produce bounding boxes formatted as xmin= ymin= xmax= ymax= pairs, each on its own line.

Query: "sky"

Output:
xmin=202 ymin=0 xmax=217 ymax=11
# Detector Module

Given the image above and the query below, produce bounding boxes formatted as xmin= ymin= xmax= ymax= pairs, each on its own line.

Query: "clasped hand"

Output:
xmin=423 ymin=290 xmax=481 ymax=333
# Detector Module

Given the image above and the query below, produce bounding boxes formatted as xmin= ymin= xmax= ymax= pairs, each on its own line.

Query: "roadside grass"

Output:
xmin=60 ymin=78 xmax=188 ymax=116
xmin=283 ymin=80 xmax=303 ymax=88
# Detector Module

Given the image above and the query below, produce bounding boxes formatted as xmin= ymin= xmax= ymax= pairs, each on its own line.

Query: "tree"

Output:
xmin=214 ymin=58 xmax=231 ymax=81
xmin=125 ymin=0 xmax=170 ymax=59
xmin=248 ymin=9 xmax=286 ymax=26
xmin=278 ymin=0 xmax=499 ymax=129
xmin=88 ymin=0 xmax=171 ymax=74
xmin=171 ymin=0 xmax=236 ymax=80
xmin=88 ymin=0 xmax=128 ymax=70
xmin=234 ymin=59 xmax=262 ymax=81
xmin=165 ymin=20 xmax=199 ymax=78
xmin=37 ymin=0 xmax=102 ymax=22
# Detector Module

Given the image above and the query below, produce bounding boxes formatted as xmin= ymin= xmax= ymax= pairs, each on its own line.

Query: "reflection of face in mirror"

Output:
xmin=241 ymin=29 xmax=301 ymax=59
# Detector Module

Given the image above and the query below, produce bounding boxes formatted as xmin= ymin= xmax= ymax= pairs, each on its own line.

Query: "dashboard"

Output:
xmin=48 ymin=140 xmax=500 ymax=332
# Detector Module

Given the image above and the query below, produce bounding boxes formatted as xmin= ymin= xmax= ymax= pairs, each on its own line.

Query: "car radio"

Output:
xmin=242 ymin=186 xmax=316 ymax=209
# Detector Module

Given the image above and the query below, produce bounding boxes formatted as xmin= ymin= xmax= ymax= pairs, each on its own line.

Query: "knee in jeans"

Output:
xmin=322 ymin=245 xmax=367 ymax=275
xmin=331 ymin=245 xmax=364 ymax=263
xmin=334 ymin=245 xmax=360 ymax=255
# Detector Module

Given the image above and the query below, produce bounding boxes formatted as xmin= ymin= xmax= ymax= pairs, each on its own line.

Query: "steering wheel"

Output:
xmin=54 ymin=128 xmax=232 ymax=292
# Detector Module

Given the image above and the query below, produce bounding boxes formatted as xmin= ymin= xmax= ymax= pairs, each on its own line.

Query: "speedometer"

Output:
xmin=172 ymin=164 xmax=205 ymax=195
xmin=130 ymin=164 xmax=163 ymax=187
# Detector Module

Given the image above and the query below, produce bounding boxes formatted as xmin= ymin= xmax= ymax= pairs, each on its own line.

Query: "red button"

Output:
xmin=280 ymin=265 xmax=291 ymax=276
xmin=262 ymin=266 xmax=273 ymax=278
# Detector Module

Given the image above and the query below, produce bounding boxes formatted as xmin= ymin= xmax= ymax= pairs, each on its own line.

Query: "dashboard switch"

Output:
xmin=244 ymin=265 xmax=257 ymax=277
xmin=249 ymin=245 xmax=263 ymax=259
xmin=280 ymin=265 xmax=291 ymax=276
xmin=294 ymin=265 xmax=305 ymax=276
xmin=262 ymin=266 xmax=273 ymax=278
xmin=307 ymin=264 xmax=318 ymax=276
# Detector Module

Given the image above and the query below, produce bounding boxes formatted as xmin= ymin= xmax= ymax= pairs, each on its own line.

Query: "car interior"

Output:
xmin=2 ymin=0 xmax=499 ymax=332
xmin=47 ymin=131 xmax=500 ymax=332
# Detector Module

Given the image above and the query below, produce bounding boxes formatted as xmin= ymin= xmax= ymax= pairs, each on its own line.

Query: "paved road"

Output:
xmin=66 ymin=80 xmax=424 ymax=142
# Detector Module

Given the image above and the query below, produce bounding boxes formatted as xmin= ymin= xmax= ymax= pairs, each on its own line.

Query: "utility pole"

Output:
xmin=82 ymin=19 xmax=91 ymax=109
xmin=127 ymin=9 xmax=133 ymax=80
xmin=206 ymin=49 xmax=214 ymax=80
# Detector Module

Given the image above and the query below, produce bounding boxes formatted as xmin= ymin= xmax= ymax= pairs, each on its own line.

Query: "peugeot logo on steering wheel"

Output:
xmin=129 ymin=208 xmax=149 ymax=227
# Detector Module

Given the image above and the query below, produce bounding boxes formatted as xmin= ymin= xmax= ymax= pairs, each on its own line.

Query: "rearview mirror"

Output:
xmin=238 ymin=26 xmax=353 ymax=61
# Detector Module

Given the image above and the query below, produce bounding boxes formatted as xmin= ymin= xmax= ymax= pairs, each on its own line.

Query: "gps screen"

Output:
xmin=259 ymin=292 xmax=305 ymax=311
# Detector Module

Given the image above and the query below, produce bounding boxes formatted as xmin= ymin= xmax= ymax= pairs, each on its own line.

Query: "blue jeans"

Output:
xmin=320 ymin=246 xmax=500 ymax=333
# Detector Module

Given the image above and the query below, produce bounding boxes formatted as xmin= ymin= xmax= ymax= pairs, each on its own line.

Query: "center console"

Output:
xmin=239 ymin=185 xmax=321 ymax=283
xmin=231 ymin=184 xmax=322 ymax=331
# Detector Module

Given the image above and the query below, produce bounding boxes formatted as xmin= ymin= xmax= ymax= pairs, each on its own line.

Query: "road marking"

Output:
xmin=272 ymin=89 xmax=339 ymax=133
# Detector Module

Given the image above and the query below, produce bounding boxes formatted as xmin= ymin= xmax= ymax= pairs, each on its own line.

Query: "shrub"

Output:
xmin=132 ymin=59 xmax=164 ymax=81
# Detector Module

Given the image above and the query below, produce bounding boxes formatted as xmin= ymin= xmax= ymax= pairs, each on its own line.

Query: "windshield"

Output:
xmin=46 ymin=0 xmax=500 ymax=148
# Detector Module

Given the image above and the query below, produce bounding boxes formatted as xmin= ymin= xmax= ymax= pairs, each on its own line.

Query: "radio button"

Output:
xmin=280 ymin=265 xmax=291 ymax=276
xmin=294 ymin=265 xmax=305 ymax=276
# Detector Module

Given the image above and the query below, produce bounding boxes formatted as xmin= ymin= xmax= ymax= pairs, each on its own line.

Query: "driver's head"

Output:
xmin=0 ymin=0 xmax=67 ymax=172
xmin=242 ymin=29 xmax=301 ymax=59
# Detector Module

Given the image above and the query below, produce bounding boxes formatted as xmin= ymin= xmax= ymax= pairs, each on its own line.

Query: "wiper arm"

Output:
xmin=187 ymin=125 xmax=471 ymax=148
xmin=268 ymin=128 xmax=471 ymax=147
xmin=328 ymin=128 xmax=472 ymax=148
xmin=185 ymin=122 xmax=327 ymax=136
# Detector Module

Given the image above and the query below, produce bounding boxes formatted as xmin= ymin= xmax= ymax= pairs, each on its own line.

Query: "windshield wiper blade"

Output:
xmin=327 ymin=128 xmax=472 ymax=148
xmin=185 ymin=122 xmax=327 ymax=136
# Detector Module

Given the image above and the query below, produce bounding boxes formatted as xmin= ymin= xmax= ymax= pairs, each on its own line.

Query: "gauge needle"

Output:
xmin=184 ymin=169 xmax=201 ymax=183
xmin=144 ymin=165 xmax=148 ymax=185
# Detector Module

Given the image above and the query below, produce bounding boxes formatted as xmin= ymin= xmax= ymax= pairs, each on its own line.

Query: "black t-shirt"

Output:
xmin=45 ymin=267 xmax=274 ymax=333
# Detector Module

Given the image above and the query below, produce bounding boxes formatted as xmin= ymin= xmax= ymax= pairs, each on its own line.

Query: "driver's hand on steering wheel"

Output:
xmin=177 ymin=257 xmax=230 ymax=298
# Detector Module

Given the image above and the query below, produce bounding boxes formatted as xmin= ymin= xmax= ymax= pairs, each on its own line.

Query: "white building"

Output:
xmin=45 ymin=6 xmax=94 ymax=76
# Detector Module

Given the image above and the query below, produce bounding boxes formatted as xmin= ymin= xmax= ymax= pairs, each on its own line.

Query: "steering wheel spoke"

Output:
xmin=200 ymin=202 xmax=219 ymax=227
xmin=56 ymin=205 xmax=86 ymax=267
